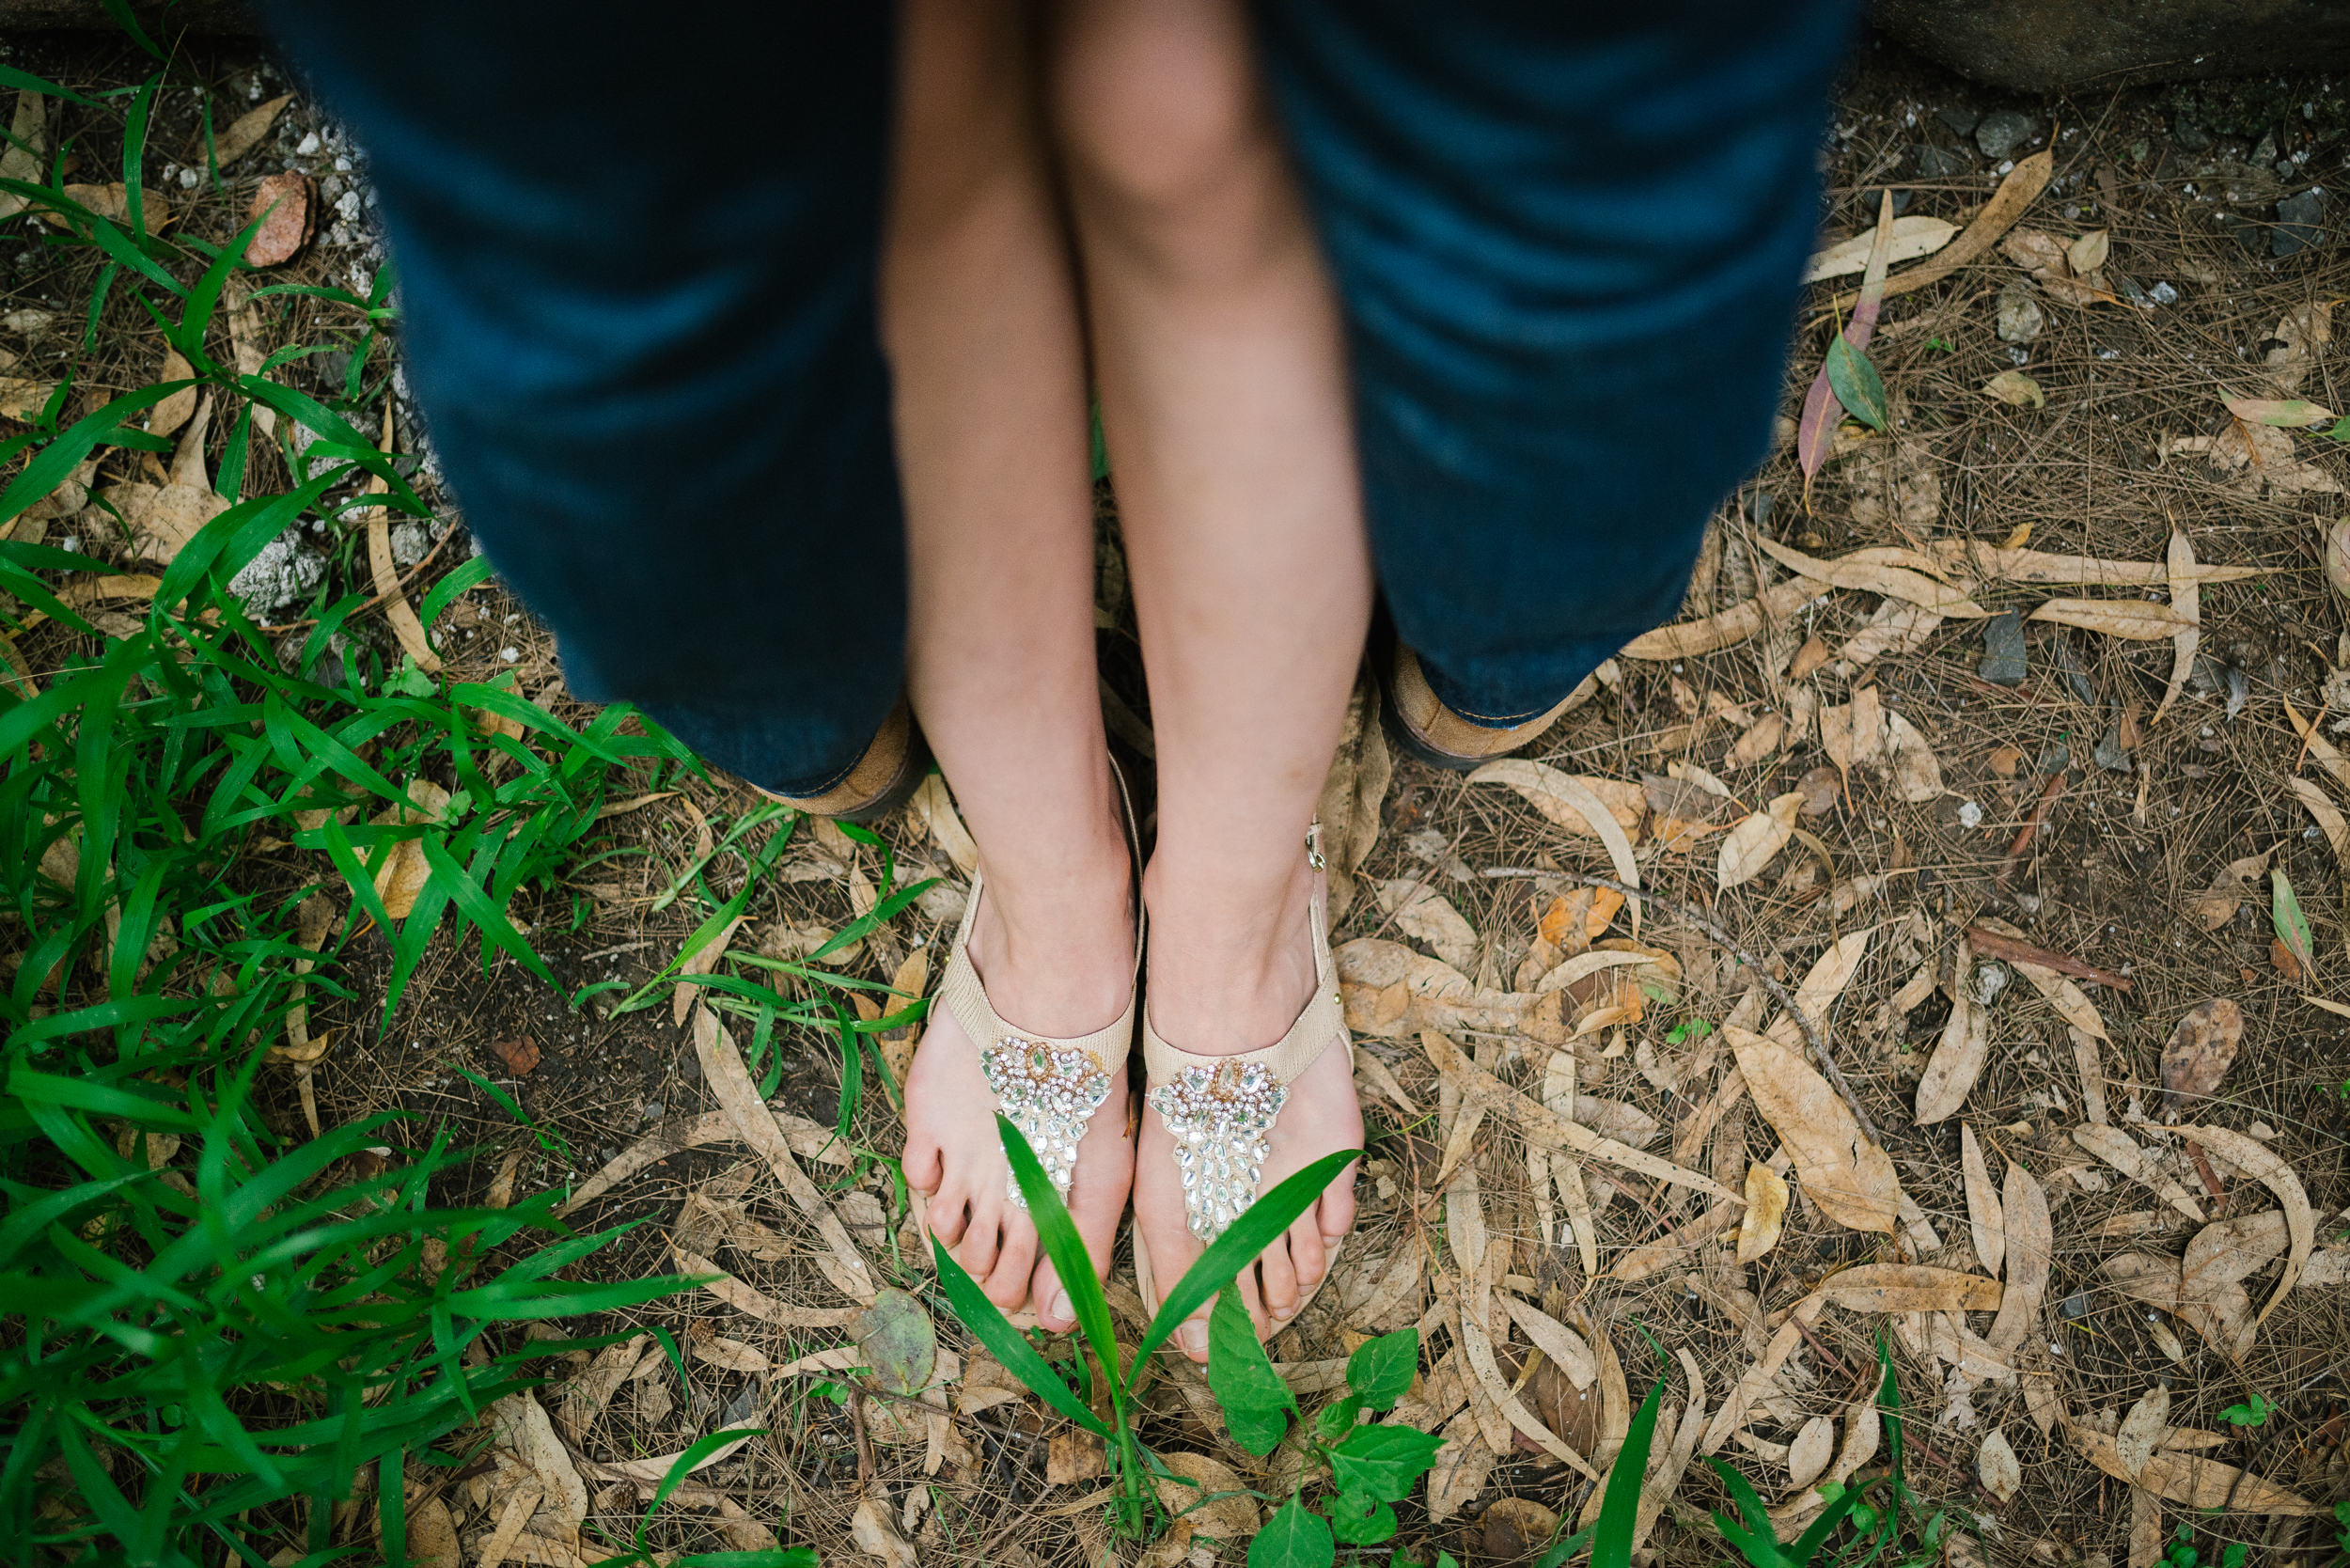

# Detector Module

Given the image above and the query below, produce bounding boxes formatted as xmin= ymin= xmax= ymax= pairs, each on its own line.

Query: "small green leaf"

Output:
xmin=1328 ymin=1423 xmax=1446 ymax=1502
xmin=1326 ymin=1484 xmax=1397 ymax=1545
xmin=2220 ymin=1393 xmax=2271 ymax=1427
xmin=1209 ymin=1287 xmax=1294 ymax=1455
xmin=1247 ymin=1494 xmax=1335 ymax=1568
xmin=1314 ymin=1393 xmax=1365 ymax=1444
xmin=2326 ymin=415 xmax=2350 ymax=443
xmin=849 ymin=1288 xmax=934 ymax=1397
xmin=1344 ymin=1327 xmax=1418 ymax=1410
xmin=2273 ymin=870 xmax=2314 ymax=977
xmin=1825 ymin=336 xmax=1889 ymax=432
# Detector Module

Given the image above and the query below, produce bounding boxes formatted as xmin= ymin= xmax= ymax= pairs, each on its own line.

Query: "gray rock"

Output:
xmin=389 ymin=519 xmax=432 ymax=570
xmin=1873 ymin=0 xmax=2350 ymax=92
xmin=2092 ymin=714 xmax=2133 ymax=772
xmin=1912 ymin=144 xmax=1974 ymax=180
xmin=1980 ymin=611 xmax=2028 ymax=686
xmin=2276 ymin=187 xmax=2328 ymax=257
xmin=1996 ymin=280 xmax=2045 ymax=345
xmin=2036 ymin=742 xmax=2073 ymax=775
xmin=227 ymin=528 xmax=327 ymax=617
xmin=1975 ymin=110 xmax=2039 ymax=162
xmin=2173 ymin=115 xmax=2215 ymax=152
xmin=1935 ymin=108 xmax=1982 ymax=137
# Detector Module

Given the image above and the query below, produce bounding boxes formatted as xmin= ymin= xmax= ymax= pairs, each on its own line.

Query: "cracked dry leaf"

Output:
xmin=2160 ymin=997 xmax=2244 ymax=1109
xmin=1717 ymin=791 xmax=1804 ymax=890
xmin=1736 ymin=1162 xmax=1790 ymax=1263
xmin=1962 ymin=1124 xmax=2005 ymax=1278
xmin=2116 ymin=1386 xmax=2170 ymax=1482
xmin=2190 ymin=855 xmax=2269 ymax=932
xmin=2072 ymin=1428 xmax=2324 ymax=1514
xmin=1885 ymin=713 xmax=1945 ymax=801
xmin=1376 ymin=879 xmax=1479 ymax=970
xmin=1977 ymin=1427 xmax=2021 ymax=1504
xmin=1729 ymin=1028 xmax=1900 ymax=1234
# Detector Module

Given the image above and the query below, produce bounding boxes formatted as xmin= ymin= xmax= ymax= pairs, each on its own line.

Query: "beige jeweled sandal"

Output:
xmin=918 ymin=761 xmax=1142 ymax=1325
xmin=1133 ymin=824 xmax=1354 ymax=1329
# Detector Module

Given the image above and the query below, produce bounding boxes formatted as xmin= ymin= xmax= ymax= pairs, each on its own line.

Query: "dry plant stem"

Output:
xmin=1962 ymin=920 xmax=2134 ymax=993
xmin=1483 ymin=869 xmax=1879 ymax=1144
xmin=1996 ymin=771 xmax=2068 ymax=889
xmin=850 ymin=1388 xmax=875 ymax=1485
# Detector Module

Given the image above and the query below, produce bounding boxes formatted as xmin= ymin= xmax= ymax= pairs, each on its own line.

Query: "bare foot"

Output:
xmin=1136 ymin=853 xmax=1360 ymax=1360
xmin=901 ymin=820 xmax=1137 ymax=1332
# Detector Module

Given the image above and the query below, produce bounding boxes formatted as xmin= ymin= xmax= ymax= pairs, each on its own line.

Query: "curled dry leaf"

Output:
xmin=1754 ymin=535 xmax=1987 ymax=616
xmin=1961 ymin=1124 xmax=2005 ymax=1278
xmin=2115 ymin=1387 xmax=2170 ymax=1482
xmin=1736 ymin=1162 xmax=1791 ymax=1264
xmin=2161 ymin=998 xmax=2244 ymax=1110
xmin=1465 ymin=760 xmax=1642 ymax=840
xmin=2190 ymin=855 xmax=2269 ymax=932
xmin=1318 ymin=675 xmax=1392 ymax=920
xmin=1983 ymin=368 xmax=2046 ymax=408
xmin=1717 ymin=791 xmax=1804 ymax=890
xmin=1788 ymin=1416 xmax=1835 ymax=1491
xmin=1619 ymin=577 xmax=1821 ymax=662
xmin=1978 ymin=1427 xmax=2022 ymax=1504
xmin=1729 ymin=1028 xmax=1901 ymax=1234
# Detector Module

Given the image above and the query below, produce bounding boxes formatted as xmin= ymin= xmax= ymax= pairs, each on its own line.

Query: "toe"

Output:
xmin=1279 ymin=1212 xmax=1324 ymax=1307
xmin=1032 ymin=1257 xmax=1076 ymax=1333
xmin=955 ymin=1196 xmax=1004 ymax=1283
xmin=902 ymin=1130 xmax=945 ymax=1199
xmin=1317 ymin=1158 xmax=1359 ymax=1247
xmin=1236 ymin=1268 xmax=1272 ymax=1341
xmin=1176 ymin=1306 xmax=1212 ymax=1362
xmin=1257 ymin=1231 xmax=1301 ymax=1325
xmin=984 ymin=1220 xmax=1037 ymax=1312
xmin=927 ymin=1183 xmax=972 ymax=1249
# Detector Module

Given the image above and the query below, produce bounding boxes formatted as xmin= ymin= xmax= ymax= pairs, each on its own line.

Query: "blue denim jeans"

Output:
xmin=262 ymin=0 xmax=1856 ymax=788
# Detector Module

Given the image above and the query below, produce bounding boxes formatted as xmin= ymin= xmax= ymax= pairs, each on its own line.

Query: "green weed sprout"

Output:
xmin=932 ymin=1116 xmax=1357 ymax=1544
xmin=2218 ymin=1392 xmax=2272 ymax=1428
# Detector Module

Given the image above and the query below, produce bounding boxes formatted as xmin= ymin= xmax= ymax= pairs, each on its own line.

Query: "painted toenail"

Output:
xmin=1050 ymin=1290 xmax=1073 ymax=1324
xmin=1179 ymin=1320 xmax=1209 ymax=1356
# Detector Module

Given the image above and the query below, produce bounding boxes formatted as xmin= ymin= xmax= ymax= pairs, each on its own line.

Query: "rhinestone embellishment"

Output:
xmin=980 ymin=1037 xmax=1113 ymax=1210
xmin=1147 ymin=1059 xmax=1286 ymax=1244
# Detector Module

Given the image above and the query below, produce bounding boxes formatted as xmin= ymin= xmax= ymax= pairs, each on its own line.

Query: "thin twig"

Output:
xmin=849 ymin=1388 xmax=875 ymax=1485
xmin=1963 ymin=922 xmax=2134 ymax=993
xmin=1996 ymin=771 xmax=2068 ymax=888
xmin=1483 ymin=868 xmax=1880 ymax=1143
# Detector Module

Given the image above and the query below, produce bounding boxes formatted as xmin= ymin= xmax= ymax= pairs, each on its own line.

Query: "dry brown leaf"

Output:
xmin=2131 ymin=1487 xmax=2166 ymax=1568
xmin=1423 ymin=1030 xmax=1733 ymax=1200
xmin=48 ymin=181 xmax=171 ymax=232
xmin=909 ymin=773 xmax=978 ymax=877
xmin=1498 ymin=1293 xmax=1597 ymax=1389
xmin=2156 ymin=528 xmax=2201 ymax=724
xmin=243 ymin=171 xmax=316 ymax=267
xmin=1459 ymin=1246 xmax=1600 ymax=1480
xmin=1977 ymin=1428 xmax=2021 ymax=1504
xmin=1428 ymin=1409 xmax=1496 ymax=1522
xmin=2115 ymin=1386 xmax=2170 ymax=1482
xmin=2075 ymin=1124 xmax=2205 ymax=1223
xmin=1729 ymin=1028 xmax=1900 ymax=1234
xmin=1754 ymin=536 xmax=1986 ymax=616
xmin=2068 ymin=229 xmax=2110 ymax=274
xmin=1816 ymin=1263 xmax=2001 ymax=1314
xmin=149 ymin=345 xmax=196 ymax=438
xmin=2029 ymin=599 xmax=2196 ymax=640
xmin=691 ymin=1002 xmax=875 ymax=1302
xmin=1620 ymin=578 xmax=1820 ymax=661
xmin=2161 ymin=998 xmax=2244 ymax=1110
xmin=475 ymin=1482 xmax=542 ymax=1568
xmin=488 ymin=1394 xmax=588 ymax=1545
xmin=370 ymin=778 xmax=451 ymax=920
xmin=556 ymin=1334 xmax=648 ymax=1443
xmin=2177 ymin=1123 xmax=2313 ymax=1327
xmin=1466 ymin=760 xmax=1642 ymax=839
xmin=492 ymin=1036 xmax=540 ymax=1077
xmin=1764 ymin=927 xmax=1877 ymax=1050
xmin=1984 ymin=1162 xmax=2051 ymax=1351
xmin=1787 ymin=1417 xmax=1835 ymax=1491
xmin=2286 ymin=777 xmax=2350 ymax=867
xmin=1728 ymin=710 xmax=1789 ymax=768
xmin=1047 ymin=1430 xmax=1106 ymax=1485
xmin=1318 ymin=675 xmax=1392 ymax=920
xmin=2190 ymin=856 xmax=2269 ymax=932
xmin=851 ymin=1491 xmax=919 ymax=1568
xmin=2072 ymin=1026 xmax=2110 ymax=1126
xmin=2071 ymin=1427 xmax=2324 ymax=1514
xmin=0 ymin=93 xmax=44 ymax=224
xmin=1914 ymin=949 xmax=1988 ymax=1125
xmin=204 ymin=92 xmax=292 ymax=167
xmin=1613 ymin=1200 xmax=1739 ymax=1282
xmin=2012 ymin=959 xmax=2109 ymax=1043
xmin=1961 ymin=1124 xmax=2005 ymax=1278
xmin=1717 ymin=791 xmax=1803 ymax=890
xmin=1377 ymin=880 xmax=1480 ymax=970
xmin=1807 ymin=214 xmax=1959 ymax=281
xmin=1930 ymin=540 xmax=2262 ymax=588
xmin=1736 ymin=1162 xmax=1790 ymax=1264
xmin=1700 ymin=1308 xmax=1814 ymax=1454
xmin=405 ymin=1495 xmax=460 ymax=1568
xmin=1153 ymin=1452 xmax=1259 ymax=1544
xmin=1338 ymin=941 xmax=1557 ymax=1040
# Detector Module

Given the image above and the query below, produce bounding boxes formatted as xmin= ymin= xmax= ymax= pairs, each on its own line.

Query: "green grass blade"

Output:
xmin=1593 ymin=1372 xmax=1668 ymax=1568
xmin=1127 ymin=1147 xmax=1358 ymax=1382
xmin=996 ymin=1112 xmax=1120 ymax=1384
xmin=930 ymin=1234 xmax=1108 ymax=1437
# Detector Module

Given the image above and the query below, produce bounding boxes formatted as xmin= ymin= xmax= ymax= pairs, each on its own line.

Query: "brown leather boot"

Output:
xmin=754 ymin=693 xmax=932 ymax=822
xmin=1376 ymin=641 xmax=1597 ymax=771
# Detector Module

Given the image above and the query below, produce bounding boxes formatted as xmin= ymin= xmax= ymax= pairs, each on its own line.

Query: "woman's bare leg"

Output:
xmin=1049 ymin=0 xmax=1370 ymax=1357
xmin=887 ymin=0 xmax=1136 ymax=1334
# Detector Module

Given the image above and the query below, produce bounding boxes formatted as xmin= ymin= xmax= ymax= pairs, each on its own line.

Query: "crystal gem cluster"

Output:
xmin=1147 ymin=1059 xmax=1287 ymax=1243
xmin=979 ymin=1036 xmax=1113 ymax=1209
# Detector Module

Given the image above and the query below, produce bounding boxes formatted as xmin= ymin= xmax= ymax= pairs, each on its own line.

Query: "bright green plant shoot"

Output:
xmin=2219 ymin=1392 xmax=2271 ymax=1428
xmin=932 ymin=1116 xmax=1358 ymax=1542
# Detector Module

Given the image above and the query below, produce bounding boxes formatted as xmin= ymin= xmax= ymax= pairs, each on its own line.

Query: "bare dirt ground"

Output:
xmin=9 ymin=23 xmax=2350 ymax=1568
